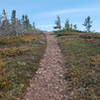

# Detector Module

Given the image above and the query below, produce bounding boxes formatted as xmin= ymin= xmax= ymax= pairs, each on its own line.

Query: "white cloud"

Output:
xmin=37 ymin=24 xmax=54 ymax=29
xmin=37 ymin=24 xmax=53 ymax=28
xmin=35 ymin=7 xmax=100 ymax=18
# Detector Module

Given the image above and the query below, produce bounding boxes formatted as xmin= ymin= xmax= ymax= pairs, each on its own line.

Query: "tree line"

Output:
xmin=0 ymin=9 xmax=36 ymax=36
xmin=54 ymin=16 xmax=92 ymax=32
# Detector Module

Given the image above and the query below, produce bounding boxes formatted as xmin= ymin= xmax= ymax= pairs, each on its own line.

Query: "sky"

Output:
xmin=0 ymin=0 xmax=100 ymax=32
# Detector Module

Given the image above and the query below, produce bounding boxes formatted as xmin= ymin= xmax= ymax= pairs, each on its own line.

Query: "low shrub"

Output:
xmin=0 ymin=47 xmax=31 ymax=56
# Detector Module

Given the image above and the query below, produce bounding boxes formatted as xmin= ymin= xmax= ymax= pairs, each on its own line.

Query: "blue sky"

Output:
xmin=0 ymin=0 xmax=100 ymax=32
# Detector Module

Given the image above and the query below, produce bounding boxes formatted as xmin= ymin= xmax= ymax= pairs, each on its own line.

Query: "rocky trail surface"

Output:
xmin=24 ymin=32 xmax=67 ymax=100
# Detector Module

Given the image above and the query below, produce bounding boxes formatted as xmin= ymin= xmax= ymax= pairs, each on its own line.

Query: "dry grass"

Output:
xmin=0 ymin=58 xmax=6 ymax=66
xmin=90 ymin=55 xmax=100 ymax=66
xmin=21 ymin=34 xmax=39 ymax=42
xmin=0 ymin=34 xmax=39 ymax=44
xmin=80 ymin=33 xmax=100 ymax=39
xmin=0 ymin=47 xmax=31 ymax=56
xmin=0 ymin=58 xmax=8 ymax=92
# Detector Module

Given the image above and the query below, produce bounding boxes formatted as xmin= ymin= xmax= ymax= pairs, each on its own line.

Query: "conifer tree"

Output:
xmin=0 ymin=9 xmax=10 ymax=36
xmin=24 ymin=15 xmax=30 ymax=29
xmin=11 ymin=10 xmax=17 ymax=34
xmin=11 ymin=10 xmax=16 ymax=25
xmin=73 ymin=24 xmax=77 ymax=31
xmin=54 ymin=16 xmax=61 ymax=29
xmin=64 ymin=19 xmax=70 ymax=31
xmin=83 ymin=16 xmax=92 ymax=32
xmin=33 ymin=22 xmax=36 ymax=30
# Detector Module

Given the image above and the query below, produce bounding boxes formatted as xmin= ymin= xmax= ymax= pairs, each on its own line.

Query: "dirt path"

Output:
xmin=23 ymin=32 xmax=67 ymax=100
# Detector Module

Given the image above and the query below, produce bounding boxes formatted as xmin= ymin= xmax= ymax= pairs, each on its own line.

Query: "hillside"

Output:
xmin=0 ymin=33 xmax=46 ymax=100
xmin=57 ymin=32 xmax=100 ymax=100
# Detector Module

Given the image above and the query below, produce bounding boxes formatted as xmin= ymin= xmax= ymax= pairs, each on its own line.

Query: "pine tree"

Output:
xmin=2 ymin=9 xmax=7 ymax=19
xmin=16 ymin=19 xmax=23 ymax=35
xmin=11 ymin=10 xmax=17 ymax=34
xmin=21 ymin=15 xmax=25 ymax=25
xmin=11 ymin=10 xmax=16 ymax=25
xmin=33 ymin=22 xmax=36 ymax=30
xmin=2 ymin=9 xmax=8 ymax=26
xmin=73 ymin=24 xmax=77 ymax=31
xmin=70 ymin=24 xmax=73 ymax=31
xmin=54 ymin=16 xmax=61 ymax=30
xmin=21 ymin=15 xmax=26 ymax=33
xmin=0 ymin=15 xmax=2 ymax=27
xmin=0 ymin=9 xmax=10 ymax=36
xmin=0 ymin=9 xmax=37 ymax=36
xmin=83 ymin=16 xmax=92 ymax=32
xmin=64 ymin=19 xmax=70 ymax=31
xmin=24 ymin=15 xmax=30 ymax=29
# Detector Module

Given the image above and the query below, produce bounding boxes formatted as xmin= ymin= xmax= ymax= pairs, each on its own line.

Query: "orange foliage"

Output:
xmin=21 ymin=34 xmax=39 ymax=42
xmin=90 ymin=55 xmax=100 ymax=65
xmin=0 ymin=34 xmax=39 ymax=43
xmin=0 ymin=47 xmax=31 ymax=56
xmin=0 ymin=58 xmax=6 ymax=66
xmin=0 ymin=58 xmax=7 ymax=87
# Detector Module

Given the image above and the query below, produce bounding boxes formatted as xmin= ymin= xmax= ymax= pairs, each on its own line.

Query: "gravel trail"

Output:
xmin=24 ymin=32 xmax=67 ymax=100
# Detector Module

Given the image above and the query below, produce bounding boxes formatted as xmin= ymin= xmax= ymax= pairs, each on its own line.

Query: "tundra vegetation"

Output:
xmin=0 ymin=9 xmax=46 ymax=100
xmin=54 ymin=16 xmax=100 ymax=100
